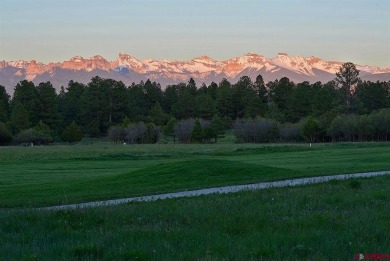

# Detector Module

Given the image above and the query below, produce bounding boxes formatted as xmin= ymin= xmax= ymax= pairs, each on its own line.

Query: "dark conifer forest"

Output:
xmin=1 ymin=63 xmax=390 ymax=145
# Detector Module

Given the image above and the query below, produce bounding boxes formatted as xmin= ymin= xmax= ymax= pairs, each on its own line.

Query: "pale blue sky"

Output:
xmin=1 ymin=0 xmax=389 ymax=66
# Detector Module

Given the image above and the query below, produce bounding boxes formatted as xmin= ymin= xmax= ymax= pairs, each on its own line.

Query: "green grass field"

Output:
xmin=1 ymin=142 xmax=390 ymax=259
xmin=1 ymin=142 xmax=390 ymax=208
xmin=1 ymin=175 xmax=389 ymax=260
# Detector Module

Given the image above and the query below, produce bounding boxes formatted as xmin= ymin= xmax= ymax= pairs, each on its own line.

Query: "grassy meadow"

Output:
xmin=1 ymin=141 xmax=390 ymax=208
xmin=1 ymin=141 xmax=390 ymax=259
xmin=1 ymin=175 xmax=389 ymax=260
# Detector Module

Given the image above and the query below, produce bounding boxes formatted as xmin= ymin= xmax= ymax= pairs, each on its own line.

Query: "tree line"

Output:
xmin=0 ymin=62 xmax=390 ymax=145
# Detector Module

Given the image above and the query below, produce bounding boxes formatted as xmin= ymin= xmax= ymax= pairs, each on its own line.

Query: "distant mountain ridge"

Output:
xmin=1 ymin=52 xmax=390 ymax=93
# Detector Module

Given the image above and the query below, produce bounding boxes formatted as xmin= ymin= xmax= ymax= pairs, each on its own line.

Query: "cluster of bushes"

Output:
xmin=233 ymin=118 xmax=279 ymax=143
xmin=13 ymin=121 xmax=53 ymax=145
xmin=232 ymin=108 xmax=390 ymax=143
xmin=108 ymin=121 xmax=160 ymax=144
xmin=0 ymin=120 xmax=83 ymax=146
xmin=108 ymin=115 xmax=225 ymax=144
xmin=172 ymin=116 xmax=225 ymax=143
xmin=327 ymin=109 xmax=390 ymax=142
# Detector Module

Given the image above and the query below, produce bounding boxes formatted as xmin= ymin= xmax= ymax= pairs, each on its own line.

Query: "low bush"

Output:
xmin=61 ymin=121 xmax=83 ymax=142
xmin=13 ymin=128 xmax=53 ymax=145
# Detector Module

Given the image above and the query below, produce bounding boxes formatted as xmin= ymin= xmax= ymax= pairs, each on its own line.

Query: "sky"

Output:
xmin=1 ymin=0 xmax=389 ymax=66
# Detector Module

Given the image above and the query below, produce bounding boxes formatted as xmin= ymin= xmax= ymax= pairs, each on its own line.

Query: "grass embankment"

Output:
xmin=1 ymin=176 xmax=389 ymax=260
xmin=1 ymin=142 xmax=390 ymax=207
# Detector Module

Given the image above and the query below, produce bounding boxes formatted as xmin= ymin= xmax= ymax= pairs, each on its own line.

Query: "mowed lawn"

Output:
xmin=1 ymin=142 xmax=390 ymax=207
xmin=1 ymin=176 xmax=389 ymax=260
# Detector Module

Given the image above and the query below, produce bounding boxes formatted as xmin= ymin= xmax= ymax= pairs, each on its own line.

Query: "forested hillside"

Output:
xmin=1 ymin=63 xmax=390 ymax=145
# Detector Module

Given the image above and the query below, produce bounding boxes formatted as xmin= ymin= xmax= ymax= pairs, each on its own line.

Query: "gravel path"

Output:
xmin=43 ymin=170 xmax=390 ymax=211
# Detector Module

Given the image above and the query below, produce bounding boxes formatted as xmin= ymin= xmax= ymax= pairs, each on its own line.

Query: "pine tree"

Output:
xmin=335 ymin=62 xmax=360 ymax=114
xmin=0 ymin=85 xmax=10 ymax=123
xmin=216 ymin=78 xmax=234 ymax=119
xmin=80 ymin=77 xmax=110 ymax=136
xmin=37 ymin=82 xmax=60 ymax=131
xmin=150 ymin=102 xmax=168 ymax=126
xmin=195 ymin=94 xmax=216 ymax=120
xmin=10 ymin=102 xmax=30 ymax=134
xmin=58 ymin=81 xmax=85 ymax=127
xmin=12 ymin=80 xmax=40 ymax=125
xmin=0 ymin=122 xmax=12 ymax=145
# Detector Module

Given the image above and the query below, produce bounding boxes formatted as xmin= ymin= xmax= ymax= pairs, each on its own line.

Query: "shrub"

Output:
xmin=125 ymin=122 xmax=147 ymax=144
xmin=13 ymin=128 xmax=53 ymax=145
xmin=233 ymin=118 xmax=279 ymax=143
xmin=174 ymin=119 xmax=195 ymax=143
xmin=280 ymin=122 xmax=303 ymax=142
xmin=191 ymin=119 xmax=204 ymax=143
xmin=61 ymin=121 xmax=83 ymax=142
xmin=108 ymin=125 xmax=125 ymax=144
xmin=163 ymin=117 xmax=177 ymax=137
xmin=301 ymin=117 xmax=320 ymax=142
xmin=124 ymin=122 xmax=160 ymax=144
xmin=145 ymin=123 xmax=160 ymax=143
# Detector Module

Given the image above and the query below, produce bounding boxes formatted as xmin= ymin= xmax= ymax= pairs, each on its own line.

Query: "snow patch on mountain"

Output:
xmin=271 ymin=53 xmax=315 ymax=76
xmin=1 ymin=52 xmax=390 ymax=94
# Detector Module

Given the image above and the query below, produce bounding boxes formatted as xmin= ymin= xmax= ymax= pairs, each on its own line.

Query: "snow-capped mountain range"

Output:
xmin=1 ymin=52 xmax=389 ymax=93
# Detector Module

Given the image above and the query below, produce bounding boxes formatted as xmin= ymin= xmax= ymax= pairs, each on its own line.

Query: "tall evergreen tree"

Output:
xmin=81 ymin=77 xmax=129 ymax=136
xmin=143 ymin=79 xmax=163 ymax=110
xmin=288 ymin=81 xmax=313 ymax=122
xmin=106 ymin=79 xmax=128 ymax=124
xmin=12 ymin=80 xmax=39 ymax=125
xmin=36 ymin=82 xmax=60 ymax=132
xmin=150 ymin=101 xmax=168 ymax=126
xmin=128 ymin=82 xmax=148 ymax=121
xmin=335 ymin=62 xmax=360 ymax=114
xmin=0 ymin=85 xmax=10 ymax=123
xmin=171 ymin=84 xmax=196 ymax=119
xmin=207 ymin=82 xmax=218 ymax=100
xmin=187 ymin=78 xmax=197 ymax=95
xmin=312 ymin=81 xmax=338 ymax=117
xmin=80 ymin=76 xmax=110 ymax=136
xmin=254 ymin=75 xmax=268 ymax=103
xmin=0 ymin=122 xmax=12 ymax=145
xmin=268 ymin=77 xmax=294 ymax=119
xmin=354 ymin=81 xmax=389 ymax=113
xmin=58 ymin=81 xmax=85 ymax=127
xmin=163 ymin=85 xmax=179 ymax=114
xmin=216 ymin=78 xmax=234 ymax=118
xmin=195 ymin=93 xmax=216 ymax=120
xmin=253 ymin=74 xmax=268 ymax=116
xmin=10 ymin=102 xmax=30 ymax=134
xmin=232 ymin=76 xmax=255 ymax=119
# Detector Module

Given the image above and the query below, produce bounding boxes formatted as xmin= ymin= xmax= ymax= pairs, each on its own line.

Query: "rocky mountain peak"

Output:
xmin=1 ymin=52 xmax=389 ymax=94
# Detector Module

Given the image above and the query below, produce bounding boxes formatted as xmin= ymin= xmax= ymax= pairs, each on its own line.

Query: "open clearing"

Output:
xmin=1 ymin=142 xmax=390 ymax=208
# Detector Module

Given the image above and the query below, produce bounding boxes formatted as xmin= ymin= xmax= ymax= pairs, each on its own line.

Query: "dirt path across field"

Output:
xmin=42 ymin=170 xmax=390 ymax=211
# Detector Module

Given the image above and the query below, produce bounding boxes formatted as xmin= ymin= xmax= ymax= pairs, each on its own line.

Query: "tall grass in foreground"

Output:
xmin=1 ymin=176 xmax=389 ymax=260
